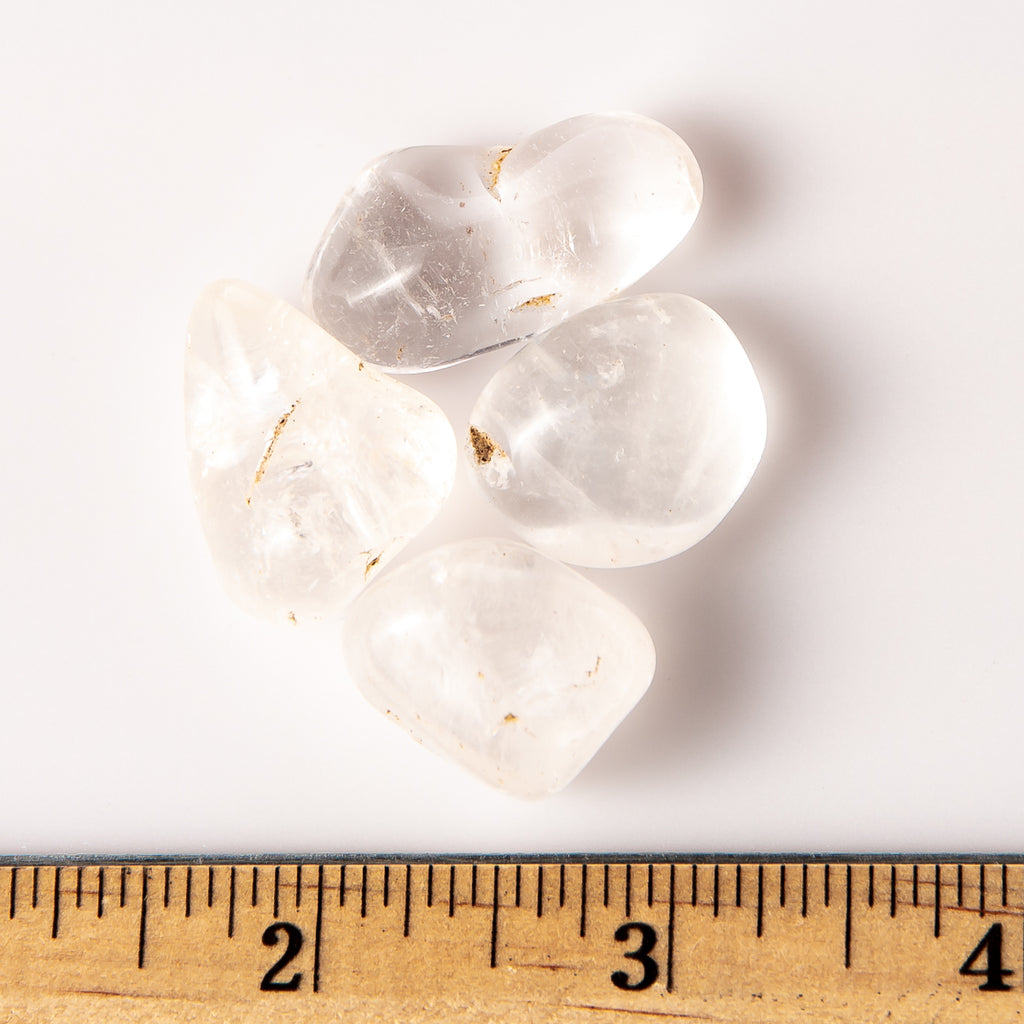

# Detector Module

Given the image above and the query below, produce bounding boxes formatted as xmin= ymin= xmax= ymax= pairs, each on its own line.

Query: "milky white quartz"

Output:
xmin=305 ymin=113 xmax=702 ymax=371
xmin=185 ymin=280 xmax=456 ymax=623
xmin=342 ymin=538 xmax=656 ymax=798
xmin=467 ymin=295 xmax=767 ymax=568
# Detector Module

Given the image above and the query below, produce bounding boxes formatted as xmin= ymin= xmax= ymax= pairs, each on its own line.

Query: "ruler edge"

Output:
xmin=1 ymin=853 xmax=1022 ymax=866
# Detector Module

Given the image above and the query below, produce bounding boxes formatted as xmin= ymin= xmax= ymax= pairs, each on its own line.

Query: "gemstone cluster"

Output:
xmin=186 ymin=114 xmax=766 ymax=796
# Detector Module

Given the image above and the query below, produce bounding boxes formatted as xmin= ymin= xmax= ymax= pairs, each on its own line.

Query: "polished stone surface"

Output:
xmin=467 ymin=294 xmax=767 ymax=568
xmin=185 ymin=280 xmax=456 ymax=623
xmin=306 ymin=113 xmax=702 ymax=371
xmin=343 ymin=538 xmax=656 ymax=798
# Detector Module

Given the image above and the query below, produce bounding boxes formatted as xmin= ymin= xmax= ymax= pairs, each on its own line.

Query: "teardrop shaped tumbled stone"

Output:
xmin=185 ymin=280 xmax=456 ymax=623
xmin=306 ymin=113 xmax=702 ymax=371
xmin=342 ymin=538 xmax=656 ymax=798
xmin=466 ymin=294 xmax=766 ymax=568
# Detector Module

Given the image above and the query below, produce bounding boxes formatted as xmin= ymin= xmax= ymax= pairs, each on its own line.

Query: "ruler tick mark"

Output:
xmin=228 ymin=866 xmax=236 ymax=938
xmin=713 ymin=864 xmax=720 ymax=917
xmin=252 ymin=866 xmax=258 ymax=908
xmin=756 ymin=864 xmax=764 ymax=938
xmin=801 ymin=863 xmax=808 ymax=918
xmin=120 ymin=866 xmax=127 ymax=909
xmin=868 ymin=865 xmax=874 ymax=908
xmin=844 ymin=864 xmax=852 ymax=969
xmin=515 ymin=864 xmax=521 ymax=908
xmin=912 ymin=864 xmax=918 ymax=907
xmin=164 ymin=866 xmax=170 ymax=909
xmin=51 ymin=866 xmax=60 ymax=939
xmin=559 ymin=863 xmax=566 ymax=908
xmin=9 ymin=867 xmax=16 ymax=919
xmin=207 ymin=867 xmax=214 ymax=909
xmin=449 ymin=864 xmax=456 ymax=919
xmin=824 ymin=864 xmax=831 ymax=908
xmin=185 ymin=866 xmax=192 ymax=918
xmin=427 ymin=864 xmax=433 ymax=908
xmin=647 ymin=863 xmax=654 ymax=908
xmin=76 ymin=866 xmax=82 ymax=909
xmin=403 ymin=865 xmax=412 ymax=938
xmin=1002 ymin=863 xmax=1008 ymax=907
xmin=33 ymin=866 xmax=39 ymax=909
xmin=296 ymin=864 xmax=302 ymax=909
xmin=957 ymin=863 xmax=963 ymax=907
xmin=471 ymin=864 xmax=477 ymax=907
xmin=625 ymin=864 xmax=631 ymax=917
xmin=934 ymin=864 xmax=941 ymax=938
xmin=736 ymin=864 xmax=742 ymax=908
xmin=273 ymin=866 xmax=280 ymax=918
xmin=384 ymin=865 xmax=390 ymax=908
xmin=339 ymin=864 xmax=346 ymax=908
xmin=780 ymin=864 xmax=786 ymax=908
xmin=138 ymin=868 xmax=149 ymax=970
xmin=97 ymin=867 xmax=105 ymax=919
xmin=603 ymin=864 xmax=609 ymax=908
xmin=667 ymin=864 xmax=676 ymax=993
xmin=536 ymin=865 xmax=543 ymax=918
xmin=360 ymin=865 xmax=368 ymax=919
xmin=890 ymin=864 xmax=896 ymax=918
xmin=490 ymin=865 xmax=500 ymax=969
xmin=691 ymin=864 xmax=697 ymax=908
xmin=980 ymin=863 xmax=986 ymax=918
xmin=313 ymin=864 xmax=324 ymax=993
xmin=580 ymin=863 xmax=588 ymax=938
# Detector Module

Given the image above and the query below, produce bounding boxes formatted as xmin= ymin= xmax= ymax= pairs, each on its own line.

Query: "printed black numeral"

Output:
xmin=260 ymin=922 xmax=304 ymax=991
xmin=960 ymin=922 xmax=1013 ymax=991
xmin=611 ymin=921 xmax=660 ymax=991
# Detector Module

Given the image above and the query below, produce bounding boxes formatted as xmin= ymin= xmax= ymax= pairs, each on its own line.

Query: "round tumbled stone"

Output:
xmin=306 ymin=112 xmax=702 ymax=371
xmin=185 ymin=280 xmax=457 ymax=624
xmin=466 ymin=294 xmax=767 ymax=568
xmin=342 ymin=538 xmax=656 ymax=798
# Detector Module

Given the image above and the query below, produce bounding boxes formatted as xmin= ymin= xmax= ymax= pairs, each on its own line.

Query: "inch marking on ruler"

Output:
xmin=1 ymin=856 xmax=1024 ymax=1023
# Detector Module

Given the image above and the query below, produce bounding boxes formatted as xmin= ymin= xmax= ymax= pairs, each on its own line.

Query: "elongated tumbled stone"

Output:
xmin=467 ymin=294 xmax=766 ymax=568
xmin=185 ymin=280 xmax=456 ymax=623
xmin=306 ymin=113 xmax=702 ymax=371
xmin=343 ymin=538 xmax=656 ymax=798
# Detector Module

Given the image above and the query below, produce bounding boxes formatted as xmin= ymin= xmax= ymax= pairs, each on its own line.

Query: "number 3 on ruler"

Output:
xmin=611 ymin=922 xmax=660 ymax=991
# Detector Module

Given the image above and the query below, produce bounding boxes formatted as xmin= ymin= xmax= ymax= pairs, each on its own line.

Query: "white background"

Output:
xmin=1 ymin=0 xmax=1021 ymax=857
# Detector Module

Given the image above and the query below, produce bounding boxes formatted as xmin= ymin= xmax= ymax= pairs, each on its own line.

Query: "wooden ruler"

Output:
xmin=1 ymin=856 xmax=1022 ymax=1022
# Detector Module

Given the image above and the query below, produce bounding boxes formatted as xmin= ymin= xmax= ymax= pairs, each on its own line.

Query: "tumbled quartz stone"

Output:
xmin=185 ymin=280 xmax=456 ymax=623
xmin=306 ymin=112 xmax=702 ymax=371
xmin=343 ymin=538 xmax=656 ymax=798
xmin=467 ymin=294 xmax=767 ymax=568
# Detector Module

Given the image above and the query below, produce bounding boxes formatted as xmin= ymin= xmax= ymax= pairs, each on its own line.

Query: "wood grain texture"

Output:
xmin=1 ymin=858 xmax=1022 ymax=1022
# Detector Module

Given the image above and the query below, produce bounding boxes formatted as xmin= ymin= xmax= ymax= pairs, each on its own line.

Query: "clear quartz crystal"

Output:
xmin=185 ymin=280 xmax=456 ymax=623
xmin=306 ymin=113 xmax=702 ymax=371
xmin=343 ymin=538 xmax=656 ymax=798
xmin=467 ymin=294 xmax=767 ymax=568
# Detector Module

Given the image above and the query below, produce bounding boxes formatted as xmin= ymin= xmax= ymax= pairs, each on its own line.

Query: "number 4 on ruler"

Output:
xmin=960 ymin=923 xmax=1013 ymax=991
